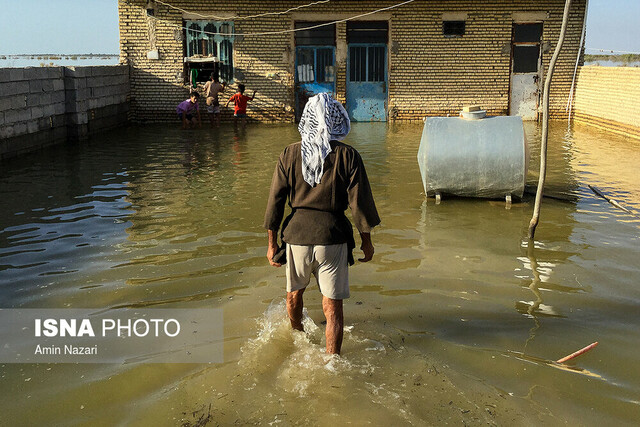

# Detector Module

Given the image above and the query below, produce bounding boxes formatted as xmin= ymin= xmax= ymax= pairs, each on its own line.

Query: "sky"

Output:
xmin=585 ymin=0 xmax=640 ymax=53
xmin=0 ymin=0 xmax=120 ymax=54
xmin=0 ymin=0 xmax=638 ymax=55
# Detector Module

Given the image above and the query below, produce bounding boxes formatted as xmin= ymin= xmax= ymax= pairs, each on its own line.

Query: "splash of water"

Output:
xmin=239 ymin=299 xmax=374 ymax=396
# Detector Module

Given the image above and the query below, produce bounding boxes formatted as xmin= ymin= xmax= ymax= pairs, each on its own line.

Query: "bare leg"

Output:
xmin=286 ymin=288 xmax=305 ymax=331
xmin=242 ymin=116 xmax=247 ymax=129
xmin=322 ymin=296 xmax=343 ymax=354
xmin=208 ymin=113 xmax=215 ymax=128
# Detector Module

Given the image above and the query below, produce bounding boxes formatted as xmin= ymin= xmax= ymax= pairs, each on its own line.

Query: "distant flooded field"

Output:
xmin=0 ymin=121 xmax=639 ymax=425
xmin=0 ymin=54 xmax=119 ymax=68
xmin=584 ymin=60 xmax=640 ymax=67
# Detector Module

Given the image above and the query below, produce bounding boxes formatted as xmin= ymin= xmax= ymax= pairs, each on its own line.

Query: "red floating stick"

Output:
xmin=556 ymin=342 xmax=599 ymax=364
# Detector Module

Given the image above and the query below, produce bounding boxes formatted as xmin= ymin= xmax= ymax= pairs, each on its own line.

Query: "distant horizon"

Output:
xmin=1 ymin=53 xmax=119 ymax=56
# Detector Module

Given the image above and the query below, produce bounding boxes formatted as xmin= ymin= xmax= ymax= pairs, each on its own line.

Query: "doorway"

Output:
xmin=509 ymin=23 xmax=543 ymax=120
xmin=346 ymin=21 xmax=388 ymax=122
xmin=294 ymin=22 xmax=336 ymax=121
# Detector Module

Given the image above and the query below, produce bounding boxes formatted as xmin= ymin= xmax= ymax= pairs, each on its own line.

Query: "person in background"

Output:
xmin=263 ymin=93 xmax=380 ymax=355
xmin=203 ymin=73 xmax=225 ymax=128
xmin=176 ymin=92 xmax=201 ymax=129
xmin=225 ymin=84 xmax=256 ymax=128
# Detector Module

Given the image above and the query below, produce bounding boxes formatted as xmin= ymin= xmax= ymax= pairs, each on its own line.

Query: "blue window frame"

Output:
xmin=348 ymin=44 xmax=386 ymax=83
xmin=295 ymin=46 xmax=336 ymax=85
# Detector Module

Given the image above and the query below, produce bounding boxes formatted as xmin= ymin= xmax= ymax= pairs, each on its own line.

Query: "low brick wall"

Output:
xmin=0 ymin=65 xmax=130 ymax=159
xmin=573 ymin=66 xmax=640 ymax=140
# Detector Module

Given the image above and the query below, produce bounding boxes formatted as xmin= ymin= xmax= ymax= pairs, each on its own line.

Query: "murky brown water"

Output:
xmin=1 ymin=121 xmax=639 ymax=425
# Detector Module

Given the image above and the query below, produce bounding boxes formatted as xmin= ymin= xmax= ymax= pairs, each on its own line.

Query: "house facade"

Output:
xmin=118 ymin=0 xmax=587 ymax=123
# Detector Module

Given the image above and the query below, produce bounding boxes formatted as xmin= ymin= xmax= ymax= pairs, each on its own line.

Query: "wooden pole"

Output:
xmin=556 ymin=341 xmax=598 ymax=364
xmin=528 ymin=0 xmax=573 ymax=239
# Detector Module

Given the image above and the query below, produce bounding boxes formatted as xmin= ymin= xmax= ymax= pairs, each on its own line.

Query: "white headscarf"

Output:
xmin=298 ymin=93 xmax=351 ymax=186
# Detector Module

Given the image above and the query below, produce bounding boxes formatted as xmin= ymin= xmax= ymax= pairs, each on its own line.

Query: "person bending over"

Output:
xmin=176 ymin=92 xmax=201 ymax=129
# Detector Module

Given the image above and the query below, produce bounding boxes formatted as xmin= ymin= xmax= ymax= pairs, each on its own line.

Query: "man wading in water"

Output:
xmin=264 ymin=93 xmax=380 ymax=355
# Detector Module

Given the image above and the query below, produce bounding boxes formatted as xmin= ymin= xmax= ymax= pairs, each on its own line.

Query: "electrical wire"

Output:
xmin=145 ymin=0 xmax=417 ymax=37
xmin=566 ymin=0 xmax=588 ymax=116
xmin=152 ymin=0 xmax=331 ymax=20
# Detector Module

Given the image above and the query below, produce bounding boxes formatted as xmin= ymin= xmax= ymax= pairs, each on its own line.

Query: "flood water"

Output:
xmin=1 ymin=121 xmax=639 ymax=425
xmin=0 ymin=55 xmax=119 ymax=68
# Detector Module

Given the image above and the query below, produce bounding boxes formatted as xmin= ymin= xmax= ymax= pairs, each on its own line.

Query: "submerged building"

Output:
xmin=117 ymin=0 xmax=587 ymax=123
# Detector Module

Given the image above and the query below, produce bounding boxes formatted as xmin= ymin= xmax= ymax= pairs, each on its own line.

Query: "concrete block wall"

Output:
xmin=0 ymin=67 xmax=67 ymax=156
xmin=63 ymin=66 xmax=130 ymax=140
xmin=0 ymin=65 xmax=130 ymax=159
xmin=118 ymin=0 xmax=586 ymax=123
xmin=572 ymin=66 xmax=640 ymax=140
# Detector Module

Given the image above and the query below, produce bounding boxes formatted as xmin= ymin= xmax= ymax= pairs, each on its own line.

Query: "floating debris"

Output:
xmin=557 ymin=341 xmax=599 ymax=364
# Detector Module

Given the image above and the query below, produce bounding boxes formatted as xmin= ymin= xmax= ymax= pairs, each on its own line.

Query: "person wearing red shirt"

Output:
xmin=225 ymin=83 xmax=256 ymax=128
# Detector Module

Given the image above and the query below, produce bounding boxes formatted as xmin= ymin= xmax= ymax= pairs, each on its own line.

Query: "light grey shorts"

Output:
xmin=286 ymin=243 xmax=349 ymax=300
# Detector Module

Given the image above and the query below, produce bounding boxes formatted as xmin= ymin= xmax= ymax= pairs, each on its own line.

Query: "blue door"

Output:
xmin=346 ymin=44 xmax=387 ymax=121
xmin=295 ymin=46 xmax=336 ymax=120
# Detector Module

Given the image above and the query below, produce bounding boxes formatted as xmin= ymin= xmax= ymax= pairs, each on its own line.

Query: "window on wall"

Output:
xmin=513 ymin=45 xmax=540 ymax=73
xmin=443 ymin=20 xmax=465 ymax=37
xmin=184 ymin=20 xmax=234 ymax=83
xmin=349 ymin=46 xmax=385 ymax=82
xmin=513 ymin=23 xmax=543 ymax=43
xmin=512 ymin=23 xmax=543 ymax=74
xmin=347 ymin=21 xmax=388 ymax=44
xmin=296 ymin=47 xmax=335 ymax=84
xmin=294 ymin=22 xmax=336 ymax=46
xmin=294 ymin=22 xmax=336 ymax=85
xmin=346 ymin=21 xmax=388 ymax=84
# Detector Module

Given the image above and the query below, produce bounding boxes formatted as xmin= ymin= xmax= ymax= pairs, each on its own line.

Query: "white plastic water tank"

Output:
xmin=417 ymin=113 xmax=528 ymax=199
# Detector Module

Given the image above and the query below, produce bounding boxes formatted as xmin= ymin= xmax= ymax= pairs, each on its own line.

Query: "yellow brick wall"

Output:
xmin=572 ymin=66 xmax=640 ymax=139
xmin=118 ymin=0 xmax=586 ymax=123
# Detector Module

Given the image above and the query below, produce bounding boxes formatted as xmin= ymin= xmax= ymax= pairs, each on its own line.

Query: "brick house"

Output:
xmin=118 ymin=0 xmax=587 ymax=123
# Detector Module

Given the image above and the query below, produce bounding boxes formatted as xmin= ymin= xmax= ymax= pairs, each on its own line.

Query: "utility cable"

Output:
xmin=152 ymin=0 xmax=331 ymax=20
xmin=566 ymin=0 xmax=588 ymax=117
xmin=143 ymin=0 xmax=416 ymax=37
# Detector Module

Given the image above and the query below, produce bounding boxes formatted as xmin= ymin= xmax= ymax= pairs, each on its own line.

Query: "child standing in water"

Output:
xmin=225 ymin=84 xmax=256 ymax=128
xmin=203 ymin=73 xmax=226 ymax=128
xmin=176 ymin=92 xmax=201 ymax=129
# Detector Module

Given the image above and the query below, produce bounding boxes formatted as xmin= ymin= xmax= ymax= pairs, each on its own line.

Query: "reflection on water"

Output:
xmin=0 ymin=121 xmax=639 ymax=424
